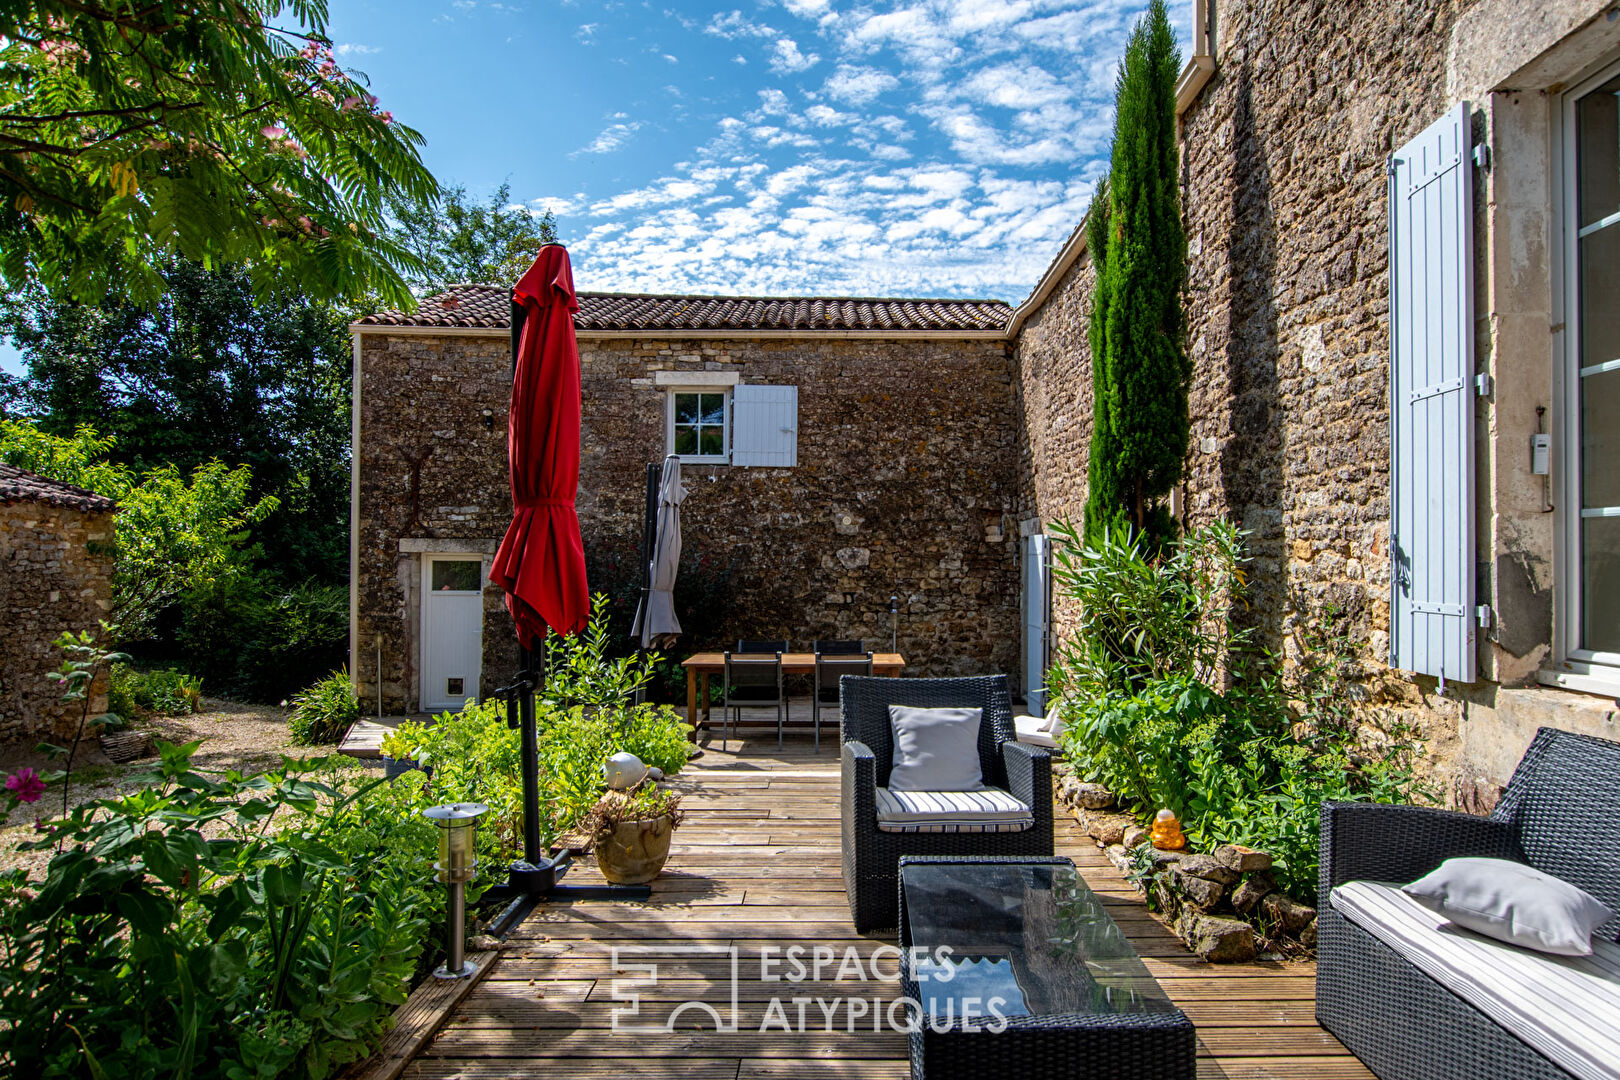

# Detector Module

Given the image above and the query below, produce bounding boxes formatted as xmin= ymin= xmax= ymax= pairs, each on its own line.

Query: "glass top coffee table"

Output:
xmin=898 ymin=855 xmax=1195 ymax=1080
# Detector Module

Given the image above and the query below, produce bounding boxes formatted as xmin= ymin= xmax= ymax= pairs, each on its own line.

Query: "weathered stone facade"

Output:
xmin=0 ymin=478 xmax=115 ymax=742
xmin=353 ymin=328 xmax=1021 ymax=713
xmin=1010 ymin=0 xmax=1620 ymax=806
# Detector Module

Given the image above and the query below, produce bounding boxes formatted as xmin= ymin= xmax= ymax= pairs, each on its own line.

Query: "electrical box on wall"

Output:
xmin=1532 ymin=433 xmax=1552 ymax=476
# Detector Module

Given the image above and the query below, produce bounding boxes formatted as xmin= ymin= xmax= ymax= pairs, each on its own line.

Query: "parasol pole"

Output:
xmin=510 ymin=297 xmax=543 ymax=869
xmin=484 ymin=290 xmax=651 ymax=923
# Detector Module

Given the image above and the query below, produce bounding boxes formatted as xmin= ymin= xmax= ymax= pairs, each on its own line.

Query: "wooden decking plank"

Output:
xmin=401 ymin=737 xmax=1366 ymax=1080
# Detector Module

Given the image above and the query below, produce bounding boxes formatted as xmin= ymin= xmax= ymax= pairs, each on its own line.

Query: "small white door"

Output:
xmin=1022 ymin=534 xmax=1051 ymax=715
xmin=421 ymin=555 xmax=483 ymax=712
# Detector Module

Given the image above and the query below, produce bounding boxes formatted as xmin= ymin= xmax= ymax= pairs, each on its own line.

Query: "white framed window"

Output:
xmin=667 ymin=388 xmax=730 ymax=463
xmin=1558 ymin=57 xmax=1620 ymax=686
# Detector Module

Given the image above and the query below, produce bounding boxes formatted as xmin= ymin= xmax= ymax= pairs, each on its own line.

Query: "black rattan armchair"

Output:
xmin=1317 ymin=726 xmax=1620 ymax=1080
xmin=840 ymin=675 xmax=1053 ymax=932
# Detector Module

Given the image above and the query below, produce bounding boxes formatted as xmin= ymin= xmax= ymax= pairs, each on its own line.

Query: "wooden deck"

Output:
xmin=404 ymin=734 xmax=1373 ymax=1080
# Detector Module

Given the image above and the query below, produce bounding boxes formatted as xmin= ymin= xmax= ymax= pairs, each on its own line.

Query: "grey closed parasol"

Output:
xmin=631 ymin=454 xmax=686 ymax=650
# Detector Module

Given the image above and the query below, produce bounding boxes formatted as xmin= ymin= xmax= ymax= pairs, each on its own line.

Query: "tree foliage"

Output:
xmin=0 ymin=1 xmax=438 ymax=308
xmin=0 ymin=258 xmax=352 ymax=582
xmin=386 ymin=181 xmax=558 ymax=298
xmin=1083 ymin=0 xmax=1190 ymax=551
xmin=0 ymin=419 xmax=276 ymax=638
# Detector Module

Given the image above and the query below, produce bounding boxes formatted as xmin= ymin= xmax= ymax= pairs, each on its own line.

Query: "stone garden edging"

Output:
xmin=1055 ymin=769 xmax=1318 ymax=963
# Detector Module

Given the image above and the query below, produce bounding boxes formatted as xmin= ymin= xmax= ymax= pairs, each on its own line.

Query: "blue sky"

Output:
xmin=1 ymin=0 xmax=1184 ymax=377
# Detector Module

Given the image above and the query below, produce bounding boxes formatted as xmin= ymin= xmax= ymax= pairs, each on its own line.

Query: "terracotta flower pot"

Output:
xmin=593 ymin=814 xmax=676 ymax=884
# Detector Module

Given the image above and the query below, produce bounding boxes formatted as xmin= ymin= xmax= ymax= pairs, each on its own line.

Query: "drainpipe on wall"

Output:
xmin=375 ymin=632 xmax=383 ymax=720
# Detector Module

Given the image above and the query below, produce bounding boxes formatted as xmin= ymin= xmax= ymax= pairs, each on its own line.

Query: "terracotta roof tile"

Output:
xmin=0 ymin=464 xmax=116 ymax=513
xmin=358 ymin=285 xmax=1013 ymax=334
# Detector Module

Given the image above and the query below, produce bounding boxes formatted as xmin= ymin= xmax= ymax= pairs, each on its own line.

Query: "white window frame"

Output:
xmin=666 ymin=387 xmax=731 ymax=464
xmin=1552 ymin=55 xmax=1620 ymax=693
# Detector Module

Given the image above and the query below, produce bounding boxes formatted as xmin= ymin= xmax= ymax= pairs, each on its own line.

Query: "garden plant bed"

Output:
xmin=0 ymin=697 xmax=323 ymax=880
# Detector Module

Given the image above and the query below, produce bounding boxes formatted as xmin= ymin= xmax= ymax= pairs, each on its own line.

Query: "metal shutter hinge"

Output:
xmin=1476 ymin=605 xmax=1493 ymax=628
xmin=1474 ymin=373 xmax=1493 ymax=397
xmin=1471 ymin=144 xmax=1491 ymax=172
xmin=1386 ymin=157 xmax=1400 ymax=177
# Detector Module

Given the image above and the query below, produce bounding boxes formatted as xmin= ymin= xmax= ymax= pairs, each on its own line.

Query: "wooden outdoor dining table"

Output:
xmin=678 ymin=651 xmax=906 ymax=730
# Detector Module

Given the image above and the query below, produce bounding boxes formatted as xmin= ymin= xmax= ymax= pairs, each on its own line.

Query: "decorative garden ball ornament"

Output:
xmin=604 ymin=752 xmax=648 ymax=791
xmin=1151 ymin=808 xmax=1187 ymax=850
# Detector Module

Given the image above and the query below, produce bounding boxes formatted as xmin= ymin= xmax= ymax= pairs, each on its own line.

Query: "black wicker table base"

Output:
xmin=898 ymin=855 xmax=1195 ymax=1080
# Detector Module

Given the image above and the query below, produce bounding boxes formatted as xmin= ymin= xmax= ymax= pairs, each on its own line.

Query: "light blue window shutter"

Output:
xmin=1389 ymin=102 xmax=1477 ymax=684
xmin=731 ymin=385 xmax=798 ymax=467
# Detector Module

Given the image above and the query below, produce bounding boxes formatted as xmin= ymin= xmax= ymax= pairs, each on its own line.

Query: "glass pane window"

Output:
xmin=431 ymin=560 xmax=481 ymax=592
xmin=1575 ymin=72 xmax=1620 ymax=655
xmin=672 ymin=391 xmax=727 ymax=459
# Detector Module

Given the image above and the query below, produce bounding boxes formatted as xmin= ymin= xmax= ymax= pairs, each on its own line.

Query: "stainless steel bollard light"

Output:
xmin=423 ymin=802 xmax=489 ymax=980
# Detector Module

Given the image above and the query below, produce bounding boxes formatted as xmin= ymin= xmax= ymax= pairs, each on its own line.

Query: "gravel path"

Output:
xmin=0 ymin=698 xmax=342 ymax=882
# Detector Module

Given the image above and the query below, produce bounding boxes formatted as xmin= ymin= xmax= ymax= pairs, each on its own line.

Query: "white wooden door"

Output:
xmin=421 ymin=555 xmax=483 ymax=712
xmin=1022 ymin=534 xmax=1051 ymax=715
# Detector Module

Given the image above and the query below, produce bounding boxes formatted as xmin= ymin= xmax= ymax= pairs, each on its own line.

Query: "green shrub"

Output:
xmin=288 ymin=669 xmax=360 ymax=745
xmin=1048 ymin=520 xmax=1430 ymax=902
xmin=0 ymin=744 xmax=438 ymax=1080
xmin=108 ymin=662 xmax=203 ymax=717
xmin=175 ymin=578 xmax=349 ymax=704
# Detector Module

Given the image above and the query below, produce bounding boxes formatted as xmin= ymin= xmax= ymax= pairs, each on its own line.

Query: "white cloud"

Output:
xmin=768 ymin=37 xmax=819 ymax=74
xmin=823 ymin=65 xmax=899 ymax=105
xmin=334 ymin=43 xmax=380 ymax=56
xmin=573 ymin=121 xmax=641 ymax=156
xmin=575 ymin=22 xmax=598 ymax=41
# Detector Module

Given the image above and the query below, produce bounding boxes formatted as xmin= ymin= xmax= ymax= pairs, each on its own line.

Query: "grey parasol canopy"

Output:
xmin=631 ymin=454 xmax=686 ymax=650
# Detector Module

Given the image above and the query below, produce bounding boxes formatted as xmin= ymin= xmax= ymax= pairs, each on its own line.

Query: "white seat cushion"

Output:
xmin=1333 ymin=880 xmax=1620 ymax=1080
xmin=874 ymin=787 xmax=1034 ymax=833
xmin=1013 ymin=714 xmax=1057 ymax=748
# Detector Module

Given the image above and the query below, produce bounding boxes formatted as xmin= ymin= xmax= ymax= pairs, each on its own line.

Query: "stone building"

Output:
xmin=349 ymin=290 xmax=1018 ymax=714
xmin=0 ymin=464 xmax=115 ymax=742
xmin=1010 ymin=0 xmax=1620 ymax=806
xmin=351 ymin=0 xmax=1620 ymax=802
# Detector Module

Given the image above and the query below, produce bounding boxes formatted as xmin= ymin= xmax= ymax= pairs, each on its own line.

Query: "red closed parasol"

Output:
xmin=490 ymin=244 xmax=590 ymax=647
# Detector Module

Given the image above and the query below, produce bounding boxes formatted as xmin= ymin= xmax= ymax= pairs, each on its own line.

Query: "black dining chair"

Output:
xmin=721 ymin=651 xmax=786 ymax=750
xmin=737 ymin=639 xmax=790 ymax=654
xmin=812 ymin=638 xmax=864 ymax=655
xmin=812 ymin=649 xmax=873 ymax=750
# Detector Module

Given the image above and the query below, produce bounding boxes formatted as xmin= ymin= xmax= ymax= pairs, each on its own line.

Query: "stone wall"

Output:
xmin=354 ymin=331 xmax=1021 ymax=713
xmin=0 ymin=500 xmax=114 ymax=742
xmin=1012 ymin=0 xmax=1620 ymax=805
xmin=1011 ymin=244 xmax=1096 ymax=636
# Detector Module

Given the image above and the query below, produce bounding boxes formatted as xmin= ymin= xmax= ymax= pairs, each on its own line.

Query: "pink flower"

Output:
xmin=297 ymin=215 xmax=313 ymax=234
xmin=6 ymin=768 xmax=45 ymax=804
xmin=341 ymin=95 xmax=361 ymax=111
xmin=379 ymin=111 xmax=393 ymax=124
xmin=261 ymin=125 xmax=286 ymax=139
xmin=364 ymin=94 xmax=378 ymax=107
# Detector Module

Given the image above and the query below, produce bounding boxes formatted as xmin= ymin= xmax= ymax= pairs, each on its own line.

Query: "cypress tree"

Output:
xmin=1082 ymin=0 xmax=1190 ymax=552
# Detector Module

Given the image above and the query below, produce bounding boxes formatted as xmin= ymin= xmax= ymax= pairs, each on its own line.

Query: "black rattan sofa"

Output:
xmin=839 ymin=675 xmax=1053 ymax=932
xmin=1318 ymin=726 xmax=1620 ymax=1080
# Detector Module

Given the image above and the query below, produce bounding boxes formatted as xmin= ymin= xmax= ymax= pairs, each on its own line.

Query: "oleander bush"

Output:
xmin=1048 ymin=520 xmax=1430 ymax=901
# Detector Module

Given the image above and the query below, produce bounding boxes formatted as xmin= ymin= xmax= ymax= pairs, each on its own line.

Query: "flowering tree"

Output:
xmin=0 ymin=1 xmax=438 ymax=308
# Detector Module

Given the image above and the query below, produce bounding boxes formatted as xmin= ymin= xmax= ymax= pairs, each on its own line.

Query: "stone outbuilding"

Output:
xmin=349 ymin=290 xmax=1019 ymax=715
xmin=0 ymin=464 xmax=115 ymax=743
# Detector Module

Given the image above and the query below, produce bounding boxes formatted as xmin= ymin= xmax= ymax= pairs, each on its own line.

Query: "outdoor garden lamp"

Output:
xmin=423 ymin=801 xmax=488 ymax=979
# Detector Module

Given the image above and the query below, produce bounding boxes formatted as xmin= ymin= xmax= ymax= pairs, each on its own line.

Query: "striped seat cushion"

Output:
xmin=1333 ymin=880 xmax=1620 ymax=1080
xmin=873 ymin=787 xmax=1034 ymax=833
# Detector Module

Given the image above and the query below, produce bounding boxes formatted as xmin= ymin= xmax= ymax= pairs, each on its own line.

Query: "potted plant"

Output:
xmin=585 ymin=780 xmax=683 ymax=885
xmin=379 ymin=720 xmax=431 ymax=780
